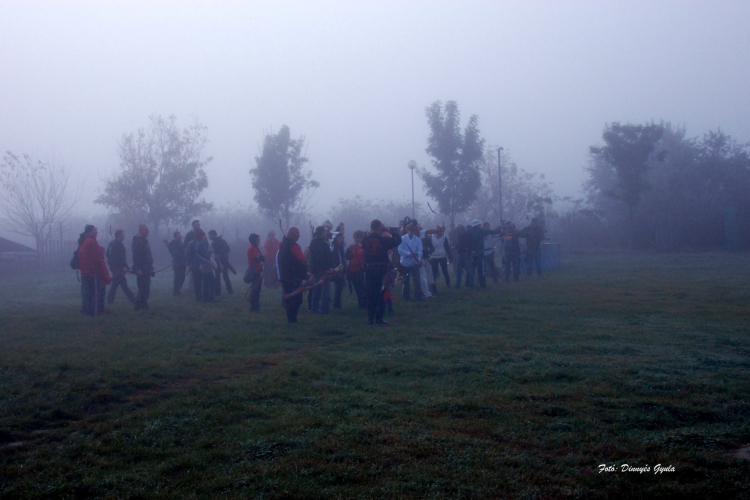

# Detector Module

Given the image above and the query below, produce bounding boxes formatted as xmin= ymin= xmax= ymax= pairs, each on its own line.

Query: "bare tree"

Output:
xmin=0 ymin=151 xmax=81 ymax=251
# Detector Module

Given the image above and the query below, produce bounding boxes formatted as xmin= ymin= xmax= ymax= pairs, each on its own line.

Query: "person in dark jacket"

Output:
xmin=309 ymin=226 xmax=334 ymax=314
xmin=164 ymin=231 xmax=186 ymax=295
xmin=466 ymin=219 xmax=503 ymax=288
xmin=520 ymin=218 xmax=545 ymax=276
xmin=79 ymin=225 xmax=112 ymax=316
xmin=246 ymin=233 xmax=264 ymax=312
xmin=331 ymin=232 xmax=347 ymax=309
xmin=184 ymin=220 xmax=201 ymax=296
xmin=106 ymin=229 xmax=135 ymax=304
xmin=362 ymin=219 xmax=402 ymax=325
xmin=209 ymin=230 xmax=234 ymax=295
xmin=278 ymin=227 xmax=309 ymax=323
xmin=194 ymin=230 xmax=216 ymax=303
xmin=131 ymin=225 xmax=154 ymax=311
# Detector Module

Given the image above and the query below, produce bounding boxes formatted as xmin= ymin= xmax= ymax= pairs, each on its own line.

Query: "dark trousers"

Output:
xmin=202 ymin=272 xmax=215 ymax=302
xmin=485 ymin=252 xmax=499 ymax=284
xmin=504 ymin=252 xmax=520 ymax=282
xmin=107 ymin=272 xmax=135 ymax=303
xmin=215 ymin=263 xmax=234 ymax=295
xmin=311 ymin=274 xmax=331 ymax=313
xmin=173 ymin=265 xmax=186 ymax=295
xmin=247 ymin=272 xmax=263 ymax=311
xmin=365 ymin=269 xmax=387 ymax=322
xmin=135 ymin=274 xmax=151 ymax=309
xmin=347 ymin=271 xmax=365 ymax=308
xmin=282 ymin=280 xmax=303 ymax=323
xmin=191 ymin=267 xmax=203 ymax=301
xmin=526 ymin=247 xmax=542 ymax=275
xmin=430 ymin=258 xmax=451 ymax=288
xmin=401 ymin=264 xmax=423 ymax=300
xmin=81 ymin=276 xmax=105 ymax=316
xmin=455 ymin=254 xmax=474 ymax=289
xmin=472 ymin=255 xmax=486 ymax=288
xmin=332 ymin=275 xmax=344 ymax=309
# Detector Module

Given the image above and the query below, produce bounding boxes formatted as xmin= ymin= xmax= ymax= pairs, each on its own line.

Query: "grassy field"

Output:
xmin=1 ymin=253 xmax=750 ymax=499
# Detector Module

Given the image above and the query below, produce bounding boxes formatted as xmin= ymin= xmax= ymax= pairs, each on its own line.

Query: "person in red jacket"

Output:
xmin=263 ymin=230 xmax=280 ymax=289
xmin=78 ymin=225 xmax=112 ymax=316
xmin=246 ymin=233 xmax=265 ymax=312
xmin=345 ymin=230 xmax=366 ymax=309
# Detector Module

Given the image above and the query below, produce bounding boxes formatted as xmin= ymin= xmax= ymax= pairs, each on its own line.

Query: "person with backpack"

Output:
xmin=106 ymin=229 xmax=136 ymax=304
xmin=78 ymin=225 xmax=111 ymax=316
xmin=345 ymin=230 xmax=366 ymax=309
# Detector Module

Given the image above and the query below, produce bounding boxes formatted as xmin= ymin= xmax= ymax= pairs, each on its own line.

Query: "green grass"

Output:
xmin=1 ymin=253 xmax=750 ymax=499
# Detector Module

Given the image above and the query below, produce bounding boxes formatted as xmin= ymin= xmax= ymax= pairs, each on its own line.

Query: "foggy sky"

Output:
xmin=2 ymin=0 xmax=749 ymax=222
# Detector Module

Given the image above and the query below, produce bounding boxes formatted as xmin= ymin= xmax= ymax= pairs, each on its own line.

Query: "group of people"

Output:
xmin=77 ymin=224 xmax=154 ymax=316
xmin=75 ymin=215 xmax=546 ymax=324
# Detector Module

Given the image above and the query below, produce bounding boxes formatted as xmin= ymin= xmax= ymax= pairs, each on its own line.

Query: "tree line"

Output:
xmin=1 ymin=105 xmax=748 ymax=255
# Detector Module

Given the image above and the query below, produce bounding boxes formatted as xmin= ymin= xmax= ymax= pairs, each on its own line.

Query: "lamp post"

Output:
xmin=408 ymin=160 xmax=417 ymax=219
xmin=497 ymin=147 xmax=504 ymax=221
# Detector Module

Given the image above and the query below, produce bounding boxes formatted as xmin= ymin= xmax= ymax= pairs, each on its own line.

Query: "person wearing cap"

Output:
xmin=398 ymin=220 xmax=424 ymax=300
xmin=465 ymin=219 xmax=502 ymax=288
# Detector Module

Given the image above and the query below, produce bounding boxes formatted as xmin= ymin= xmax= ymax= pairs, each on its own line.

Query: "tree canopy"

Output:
xmin=250 ymin=125 xmax=319 ymax=228
xmin=95 ymin=115 xmax=213 ymax=232
xmin=420 ymin=101 xmax=485 ymax=224
xmin=589 ymin=123 xmax=666 ymax=249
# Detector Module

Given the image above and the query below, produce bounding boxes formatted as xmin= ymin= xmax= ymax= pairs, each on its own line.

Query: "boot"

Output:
xmin=430 ymin=284 xmax=439 ymax=296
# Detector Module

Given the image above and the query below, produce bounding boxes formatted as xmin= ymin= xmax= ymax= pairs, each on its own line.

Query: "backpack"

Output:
xmin=70 ymin=248 xmax=80 ymax=270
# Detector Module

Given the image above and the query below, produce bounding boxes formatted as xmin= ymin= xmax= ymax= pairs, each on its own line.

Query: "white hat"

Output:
xmin=471 ymin=219 xmax=482 ymax=227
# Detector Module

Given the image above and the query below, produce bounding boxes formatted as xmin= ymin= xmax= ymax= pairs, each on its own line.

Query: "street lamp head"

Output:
xmin=407 ymin=160 xmax=417 ymax=170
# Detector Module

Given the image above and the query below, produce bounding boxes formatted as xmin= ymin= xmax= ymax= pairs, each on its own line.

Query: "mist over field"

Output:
xmin=2 ymin=0 xmax=749 ymax=251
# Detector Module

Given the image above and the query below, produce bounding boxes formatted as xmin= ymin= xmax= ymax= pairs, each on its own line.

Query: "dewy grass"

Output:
xmin=1 ymin=253 xmax=750 ymax=498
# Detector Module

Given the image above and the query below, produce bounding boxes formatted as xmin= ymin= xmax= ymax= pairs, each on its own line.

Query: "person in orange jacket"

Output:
xmin=78 ymin=224 xmax=112 ymax=316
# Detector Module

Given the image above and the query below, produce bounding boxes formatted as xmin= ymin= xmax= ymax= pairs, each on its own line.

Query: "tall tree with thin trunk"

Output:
xmin=250 ymin=125 xmax=319 ymax=228
xmin=419 ymin=101 xmax=485 ymax=224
